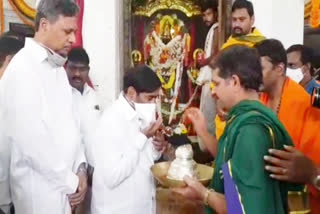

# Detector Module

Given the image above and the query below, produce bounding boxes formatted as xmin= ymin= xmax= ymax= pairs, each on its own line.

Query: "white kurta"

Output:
xmin=0 ymin=80 xmax=11 ymax=214
xmin=90 ymin=94 xmax=160 ymax=214
xmin=72 ymin=84 xmax=104 ymax=166
xmin=197 ymin=23 xmax=219 ymax=85
xmin=1 ymin=38 xmax=85 ymax=214
xmin=197 ymin=23 xmax=218 ymax=150
xmin=72 ymin=84 xmax=104 ymax=214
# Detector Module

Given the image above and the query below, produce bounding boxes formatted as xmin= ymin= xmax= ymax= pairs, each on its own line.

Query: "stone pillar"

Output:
xmin=251 ymin=0 xmax=305 ymax=48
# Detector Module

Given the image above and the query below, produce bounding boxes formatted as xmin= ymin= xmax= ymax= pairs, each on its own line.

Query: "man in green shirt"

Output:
xmin=174 ymin=45 xmax=293 ymax=214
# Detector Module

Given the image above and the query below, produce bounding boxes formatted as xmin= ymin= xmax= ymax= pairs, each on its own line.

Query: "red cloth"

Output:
xmin=72 ymin=0 xmax=94 ymax=88
xmin=73 ymin=0 xmax=84 ymax=47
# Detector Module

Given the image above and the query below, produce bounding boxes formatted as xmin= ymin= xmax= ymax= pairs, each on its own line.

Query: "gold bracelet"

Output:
xmin=203 ymin=188 xmax=215 ymax=206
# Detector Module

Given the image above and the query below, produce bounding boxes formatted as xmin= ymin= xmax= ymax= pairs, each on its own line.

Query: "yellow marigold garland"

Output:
xmin=8 ymin=0 xmax=34 ymax=27
xmin=156 ymin=68 xmax=176 ymax=90
xmin=12 ymin=0 xmax=36 ymax=19
xmin=310 ymin=0 xmax=320 ymax=28
xmin=305 ymin=1 xmax=312 ymax=19
xmin=0 ymin=0 xmax=4 ymax=34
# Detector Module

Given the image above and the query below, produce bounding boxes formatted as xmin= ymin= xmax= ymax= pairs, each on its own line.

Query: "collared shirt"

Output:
xmin=306 ymin=78 xmax=320 ymax=95
xmin=72 ymin=83 xmax=103 ymax=166
xmin=90 ymin=93 xmax=160 ymax=214
xmin=1 ymin=38 xmax=85 ymax=214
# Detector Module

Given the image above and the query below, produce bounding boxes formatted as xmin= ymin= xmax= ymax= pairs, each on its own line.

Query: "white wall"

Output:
xmin=251 ymin=0 xmax=305 ymax=48
xmin=82 ymin=0 xmax=121 ymax=108
xmin=2 ymin=0 xmax=120 ymax=107
xmin=2 ymin=0 xmax=25 ymax=32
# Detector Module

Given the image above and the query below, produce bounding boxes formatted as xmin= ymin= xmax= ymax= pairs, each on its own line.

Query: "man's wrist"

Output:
xmin=203 ymin=188 xmax=215 ymax=205
xmin=199 ymin=130 xmax=212 ymax=145
xmin=77 ymin=163 xmax=87 ymax=175
xmin=142 ymin=130 xmax=152 ymax=139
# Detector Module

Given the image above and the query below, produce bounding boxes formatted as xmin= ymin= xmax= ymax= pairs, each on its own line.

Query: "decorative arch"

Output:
xmin=11 ymin=0 xmax=36 ymax=20
xmin=133 ymin=0 xmax=201 ymax=17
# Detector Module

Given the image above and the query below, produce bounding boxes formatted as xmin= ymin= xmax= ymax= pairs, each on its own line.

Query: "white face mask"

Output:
xmin=37 ymin=41 xmax=67 ymax=67
xmin=46 ymin=48 xmax=68 ymax=68
xmin=286 ymin=68 xmax=304 ymax=83
xmin=134 ymin=102 xmax=156 ymax=129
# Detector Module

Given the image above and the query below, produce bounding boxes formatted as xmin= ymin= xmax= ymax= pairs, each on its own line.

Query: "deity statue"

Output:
xmin=143 ymin=14 xmax=194 ymax=127
xmin=132 ymin=0 xmax=204 ymax=135
xmin=161 ymin=20 xmax=173 ymax=44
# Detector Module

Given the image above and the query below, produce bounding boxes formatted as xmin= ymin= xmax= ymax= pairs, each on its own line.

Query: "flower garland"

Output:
xmin=174 ymin=123 xmax=188 ymax=135
xmin=8 ymin=0 xmax=34 ymax=27
xmin=0 ymin=0 xmax=4 ymax=34
xmin=146 ymin=31 xmax=185 ymax=70
xmin=156 ymin=68 xmax=176 ymax=90
xmin=186 ymin=68 xmax=199 ymax=84
xmin=161 ymin=85 xmax=199 ymax=116
xmin=310 ymin=0 xmax=320 ymax=28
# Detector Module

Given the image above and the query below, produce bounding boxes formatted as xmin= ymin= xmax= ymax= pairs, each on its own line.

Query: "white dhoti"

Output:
xmin=196 ymin=23 xmax=218 ymax=151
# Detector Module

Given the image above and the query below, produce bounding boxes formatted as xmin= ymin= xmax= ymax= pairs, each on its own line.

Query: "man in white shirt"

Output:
xmin=1 ymin=1 xmax=87 ymax=213
xmin=66 ymin=47 xmax=103 ymax=214
xmin=66 ymin=47 xmax=103 ymax=164
xmin=91 ymin=65 xmax=167 ymax=214
xmin=197 ymin=0 xmax=219 ymax=149
xmin=0 ymin=36 xmax=24 ymax=214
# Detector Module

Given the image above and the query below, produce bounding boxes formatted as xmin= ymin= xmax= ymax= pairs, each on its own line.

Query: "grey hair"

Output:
xmin=35 ymin=0 xmax=79 ymax=32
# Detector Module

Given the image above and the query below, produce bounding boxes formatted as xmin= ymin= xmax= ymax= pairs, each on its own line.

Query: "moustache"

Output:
xmin=233 ymin=27 xmax=243 ymax=32
xmin=72 ymin=77 xmax=83 ymax=81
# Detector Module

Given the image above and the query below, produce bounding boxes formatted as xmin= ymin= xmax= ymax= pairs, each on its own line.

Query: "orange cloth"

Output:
xmin=260 ymin=78 xmax=320 ymax=213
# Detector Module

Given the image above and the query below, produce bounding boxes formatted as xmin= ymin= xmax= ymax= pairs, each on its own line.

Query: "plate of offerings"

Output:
xmin=151 ymin=145 xmax=214 ymax=188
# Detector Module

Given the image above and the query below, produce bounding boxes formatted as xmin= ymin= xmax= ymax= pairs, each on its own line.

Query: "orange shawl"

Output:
xmin=260 ymin=78 xmax=320 ymax=213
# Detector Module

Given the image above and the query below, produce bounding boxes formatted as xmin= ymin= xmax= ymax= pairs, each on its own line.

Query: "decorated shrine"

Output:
xmin=0 ymin=0 xmax=318 ymax=214
xmin=131 ymin=0 xmax=208 ymax=132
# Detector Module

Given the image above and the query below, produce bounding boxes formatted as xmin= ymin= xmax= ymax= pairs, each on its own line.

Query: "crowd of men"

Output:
xmin=0 ymin=0 xmax=320 ymax=214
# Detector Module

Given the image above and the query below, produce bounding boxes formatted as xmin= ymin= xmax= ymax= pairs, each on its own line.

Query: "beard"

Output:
xmin=205 ymin=21 xmax=214 ymax=28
